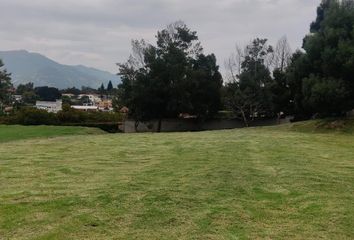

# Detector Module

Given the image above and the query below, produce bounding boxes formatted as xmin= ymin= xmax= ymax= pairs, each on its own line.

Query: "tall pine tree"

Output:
xmin=288 ymin=0 xmax=354 ymax=117
xmin=117 ymin=21 xmax=223 ymax=131
xmin=107 ymin=81 xmax=113 ymax=92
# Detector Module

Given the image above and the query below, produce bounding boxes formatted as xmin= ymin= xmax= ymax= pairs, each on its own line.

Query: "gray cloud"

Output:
xmin=0 ymin=0 xmax=321 ymax=74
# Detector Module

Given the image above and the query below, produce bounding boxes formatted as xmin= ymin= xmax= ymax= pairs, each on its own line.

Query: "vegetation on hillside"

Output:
xmin=288 ymin=0 xmax=354 ymax=119
xmin=288 ymin=118 xmax=354 ymax=134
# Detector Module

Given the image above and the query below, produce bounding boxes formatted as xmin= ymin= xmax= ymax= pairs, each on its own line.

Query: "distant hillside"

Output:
xmin=0 ymin=50 xmax=120 ymax=89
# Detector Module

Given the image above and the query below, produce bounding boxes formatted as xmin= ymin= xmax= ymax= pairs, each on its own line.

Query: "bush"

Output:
xmin=9 ymin=107 xmax=59 ymax=125
xmin=57 ymin=108 xmax=123 ymax=124
xmin=2 ymin=107 xmax=124 ymax=132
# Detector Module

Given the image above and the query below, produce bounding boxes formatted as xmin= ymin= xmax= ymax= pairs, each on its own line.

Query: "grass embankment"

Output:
xmin=0 ymin=125 xmax=105 ymax=143
xmin=289 ymin=118 xmax=354 ymax=134
xmin=0 ymin=123 xmax=353 ymax=239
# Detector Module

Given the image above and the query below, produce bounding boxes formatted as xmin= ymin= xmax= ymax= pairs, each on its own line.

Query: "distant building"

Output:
xmin=13 ymin=95 xmax=23 ymax=102
xmin=36 ymin=100 xmax=62 ymax=113
xmin=78 ymin=94 xmax=101 ymax=104
xmin=71 ymin=105 xmax=99 ymax=112
xmin=98 ymin=100 xmax=113 ymax=111
xmin=62 ymin=93 xmax=75 ymax=98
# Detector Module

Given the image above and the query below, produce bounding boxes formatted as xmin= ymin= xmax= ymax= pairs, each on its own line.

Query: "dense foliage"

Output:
xmin=224 ymin=0 xmax=354 ymax=124
xmin=35 ymin=86 xmax=62 ymax=101
xmin=0 ymin=59 xmax=12 ymax=113
xmin=117 ymin=21 xmax=223 ymax=131
xmin=0 ymin=107 xmax=123 ymax=130
xmin=16 ymin=82 xmax=38 ymax=105
xmin=223 ymin=38 xmax=290 ymax=126
xmin=288 ymin=0 xmax=354 ymax=118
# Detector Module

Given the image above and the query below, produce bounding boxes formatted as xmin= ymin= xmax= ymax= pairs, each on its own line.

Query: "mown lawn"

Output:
xmin=0 ymin=125 xmax=104 ymax=143
xmin=0 ymin=124 xmax=353 ymax=239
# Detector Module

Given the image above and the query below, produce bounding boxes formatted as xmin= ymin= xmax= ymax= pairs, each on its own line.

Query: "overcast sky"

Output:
xmin=0 ymin=0 xmax=321 ymax=74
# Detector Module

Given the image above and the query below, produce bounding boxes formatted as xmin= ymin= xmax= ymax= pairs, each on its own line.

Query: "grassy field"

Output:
xmin=0 ymin=125 xmax=104 ymax=143
xmin=0 ymin=124 xmax=353 ymax=239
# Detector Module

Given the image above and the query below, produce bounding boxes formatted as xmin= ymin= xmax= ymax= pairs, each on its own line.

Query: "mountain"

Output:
xmin=0 ymin=50 xmax=120 ymax=89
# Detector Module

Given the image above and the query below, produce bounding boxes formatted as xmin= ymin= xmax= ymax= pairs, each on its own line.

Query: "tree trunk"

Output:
xmin=240 ymin=109 xmax=249 ymax=127
xmin=277 ymin=113 xmax=281 ymax=125
xmin=134 ymin=121 xmax=139 ymax=132
xmin=157 ymin=118 xmax=162 ymax=133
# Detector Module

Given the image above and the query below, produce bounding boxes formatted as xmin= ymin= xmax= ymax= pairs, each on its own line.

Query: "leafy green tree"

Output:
xmin=16 ymin=82 xmax=38 ymax=105
xmin=117 ymin=21 xmax=223 ymax=131
xmin=224 ymin=38 xmax=274 ymax=126
xmin=223 ymin=81 xmax=250 ymax=126
xmin=189 ymin=54 xmax=223 ymax=118
xmin=112 ymin=88 xmax=124 ymax=112
xmin=34 ymin=86 xmax=61 ymax=101
xmin=270 ymin=37 xmax=293 ymax=121
xmin=310 ymin=0 xmax=332 ymax=32
xmin=271 ymin=69 xmax=292 ymax=121
xmin=61 ymin=87 xmax=81 ymax=95
xmin=288 ymin=0 xmax=354 ymax=118
xmin=285 ymin=51 xmax=312 ymax=120
xmin=16 ymin=82 xmax=34 ymax=95
xmin=81 ymin=86 xmax=98 ymax=94
xmin=22 ymin=91 xmax=38 ymax=105
xmin=302 ymin=75 xmax=348 ymax=116
xmin=0 ymin=59 xmax=12 ymax=113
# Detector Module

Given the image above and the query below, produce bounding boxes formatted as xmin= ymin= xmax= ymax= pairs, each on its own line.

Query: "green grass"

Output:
xmin=288 ymin=118 xmax=354 ymax=134
xmin=0 ymin=125 xmax=105 ymax=143
xmin=0 ymin=124 xmax=353 ymax=239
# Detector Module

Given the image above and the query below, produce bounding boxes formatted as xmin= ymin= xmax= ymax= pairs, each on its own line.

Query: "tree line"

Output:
xmin=1 ymin=0 xmax=354 ymax=128
xmin=115 ymin=21 xmax=223 ymax=131
xmin=116 ymin=0 xmax=354 ymax=129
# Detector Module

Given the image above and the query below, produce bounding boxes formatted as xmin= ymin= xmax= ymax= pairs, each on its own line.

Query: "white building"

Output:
xmin=13 ymin=95 xmax=23 ymax=102
xmin=36 ymin=100 xmax=62 ymax=113
xmin=62 ymin=93 xmax=75 ymax=98
xmin=78 ymin=94 xmax=101 ymax=104
xmin=71 ymin=105 xmax=99 ymax=112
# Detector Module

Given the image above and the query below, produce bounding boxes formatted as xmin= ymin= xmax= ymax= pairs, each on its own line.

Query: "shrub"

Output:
xmin=11 ymin=107 xmax=59 ymax=125
xmin=57 ymin=109 xmax=123 ymax=124
xmin=2 ymin=107 xmax=123 ymax=132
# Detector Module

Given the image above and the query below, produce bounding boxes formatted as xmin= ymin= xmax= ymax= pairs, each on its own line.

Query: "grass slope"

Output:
xmin=0 ymin=125 xmax=104 ymax=143
xmin=289 ymin=118 xmax=354 ymax=134
xmin=0 ymin=125 xmax=353 ymax=239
